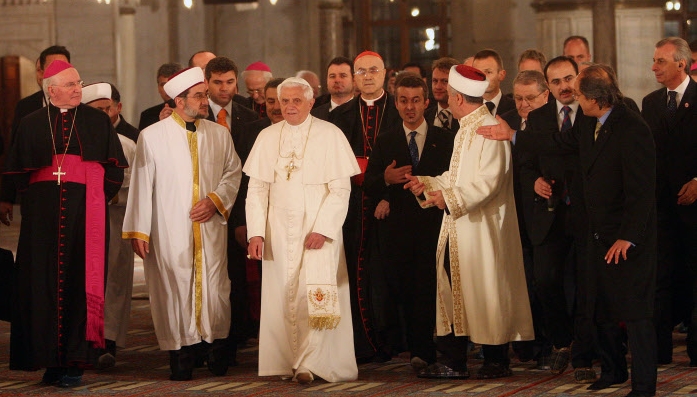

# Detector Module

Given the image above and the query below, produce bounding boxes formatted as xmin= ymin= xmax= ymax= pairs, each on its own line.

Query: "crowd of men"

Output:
xmin=3 ymin=34 xmax=697 ymax=397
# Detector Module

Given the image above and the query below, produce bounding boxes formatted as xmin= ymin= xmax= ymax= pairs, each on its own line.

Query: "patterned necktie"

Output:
xmin=667 ymin=90 xmax=678 ymax=120
xmin=437 ymin=109 xmax=451 ymax=129
xmin=561 ymin=106 xmax=572 ymax=132
xmin=217 ymin=108 xmax=229 ymax=131
xmin=408 ymin=131 xmax=419 ymax=167
xmin=594 ymin=120 xmax=602 ymax=141
xmin=485 ymin=101 xmax=495 ymax=115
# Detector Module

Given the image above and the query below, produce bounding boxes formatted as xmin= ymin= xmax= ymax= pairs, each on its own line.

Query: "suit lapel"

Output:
xmin=675 ymin=79 xmax=697 ymax=127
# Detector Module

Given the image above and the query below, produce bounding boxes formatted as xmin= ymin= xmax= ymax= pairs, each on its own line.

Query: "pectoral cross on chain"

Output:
xmin=53 ymin=167 xmax=66 ymax=185
xmin=285 ymin=157 xmax=298 ymax=180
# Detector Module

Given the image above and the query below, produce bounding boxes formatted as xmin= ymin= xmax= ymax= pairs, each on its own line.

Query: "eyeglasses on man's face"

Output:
xmin=186 ymin=92 xmax=208 ymax=101
xmin=354 ymin=67 xmax=382 ymax=76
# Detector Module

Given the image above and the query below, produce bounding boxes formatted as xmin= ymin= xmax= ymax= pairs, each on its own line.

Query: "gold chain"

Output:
xmin=47 ymin=104 xmax=77 ymax=183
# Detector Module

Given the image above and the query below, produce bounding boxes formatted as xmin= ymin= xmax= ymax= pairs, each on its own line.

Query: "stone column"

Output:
xmin=318 ymin=0 xmax=344 ymax=65
xmin=115 ymin=0 xmax=137 ymax=123
xmin=593 ymin=0 xmax=616 ymax=70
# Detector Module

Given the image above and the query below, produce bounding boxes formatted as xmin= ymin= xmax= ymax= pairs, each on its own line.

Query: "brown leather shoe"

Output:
xmin=295 ymin=372 xmax=314 ymax=384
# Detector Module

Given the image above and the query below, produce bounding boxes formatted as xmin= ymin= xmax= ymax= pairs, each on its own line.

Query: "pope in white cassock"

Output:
xmin=245 ymin=77 xmax=360 ymax=384
xmin=122 ymin=67 xmax=242 ymax=381
xmin=405 ymin=65 xmax=534 ymax=380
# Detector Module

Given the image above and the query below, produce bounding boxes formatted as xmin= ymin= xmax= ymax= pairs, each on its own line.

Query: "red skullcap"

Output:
xmin=245 ymin=61 xmax=271 ymax=72
xmin=354 ymin=51 xmax=383 ymax=63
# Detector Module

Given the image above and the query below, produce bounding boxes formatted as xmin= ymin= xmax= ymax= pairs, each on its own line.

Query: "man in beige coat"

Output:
xmin=405 ymin=64 xmax=534 ymax=379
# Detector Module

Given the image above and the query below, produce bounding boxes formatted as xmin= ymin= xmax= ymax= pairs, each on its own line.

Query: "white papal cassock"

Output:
xmin=122 ymin=114 xmax=241 ymax=350
xmin=417 ymin=105 xmax=534 ymax=346
xmin=245 ymin=116 xmax=359 ymax=382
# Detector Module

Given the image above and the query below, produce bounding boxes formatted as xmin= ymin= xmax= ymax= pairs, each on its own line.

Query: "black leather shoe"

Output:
xmin=57 ymin=375 xmax=82 ymax=388
xmin=549 ymin=346 xmax=571 ymax=374
xmin=41 ymin=367 xmax=67 ymax=385
xmin=587 ymin=375 xmax=628 ymax=390
xmin=417 ymin=362 xmax=470 ymax=379
xmin=476 ymin=362 xmax=513 ymax=379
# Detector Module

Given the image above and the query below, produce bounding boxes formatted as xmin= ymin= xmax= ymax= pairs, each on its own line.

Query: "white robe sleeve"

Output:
xmin=206 ymin=136 xmax=242 ymax=223
xmin=312 ymin=177 xmax=351 ymax=241
xmin=246 ymin=177 xmax=270 ymax=240
xmin=122 ymin=132 xmax=155 ymax=242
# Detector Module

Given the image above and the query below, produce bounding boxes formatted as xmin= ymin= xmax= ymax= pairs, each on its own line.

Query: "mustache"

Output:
xmin=560 ymin=89 xmax=573 ymax=95
xmin=270 ymin=109 xmax=282 ymax=116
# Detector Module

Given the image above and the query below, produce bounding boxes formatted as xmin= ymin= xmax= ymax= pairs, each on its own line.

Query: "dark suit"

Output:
xmin=424 ymin=103 xmax=460 ymax=132
xmin=206 ymin=102 xmax=259 ymax=148
xmin=518 ymin=101 xmax=586 ymax=358
xmin=642 ymin=77 xmax=697 ymax=364
xmin=491 ymin=93 xmax=516 ymax=116
xmin=310 ymin=101 xmax=331 ymax=121
xmin=114 ymin=116 xmax=139 ymax=142
xmin=328 ymin=94 xmax=402 ymax=360
xmin=138 ymin=102 xmax=165 ymax=131
xmin=363 ymin=123 xmax=454 ymax=363
xmin=517 ymin=102 xmax=657 ymax=394
xmin=244 ymin=97 xmax=266 ymax=119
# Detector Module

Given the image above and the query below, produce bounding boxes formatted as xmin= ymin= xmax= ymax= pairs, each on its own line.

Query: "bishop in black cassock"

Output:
xmin=3 ymin=60 xmax=126 ymax=388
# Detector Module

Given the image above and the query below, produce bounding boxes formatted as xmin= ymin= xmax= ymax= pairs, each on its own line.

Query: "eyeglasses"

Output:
xmin=354 ymin=67 xmax=382 ymax=76
xmin=514 ymin=91 xmax=547 ymax=105
xmin=186 ymin=92 xmax=208 ymax=101
xmin=51 ymin=80 xmax=84 ymax=89
xmin=247 ymin=89 xmax=262 ymax=96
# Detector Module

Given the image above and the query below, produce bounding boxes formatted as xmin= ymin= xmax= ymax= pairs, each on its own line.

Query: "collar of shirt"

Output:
xmin=403 ymin=119 xmax=428 ymax=156
xmin=488 ymin=90 xmax=502 ymax=111
xmin=361 ymin=90 xmax=385 ymax=107
xmin=555 ymin=100 xmax=580 ymax=129
xmin=667 ymin=74 xmax=691 ymax=105
xmin=598 ymin=107 xmax=613 ymax=126
xmin=434 ymin=103 xmax=451 ymax=127
xmin=113 ymin=114 xmax=122 ymax=129
xmin=209 ymin=100 xmax=232 ymax=124
xmin=330 ymin=97 xmax=352 ymax=111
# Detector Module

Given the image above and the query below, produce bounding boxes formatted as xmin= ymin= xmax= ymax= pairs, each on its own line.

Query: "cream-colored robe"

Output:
xmin=245 ymin=116 xmax=359 ymax=382
xmin=122 ymin=115 xmax=241 ymax=350
xmin=417 ymin=105 xmax=534 ymax=345
xmin=105 ymin=134 xmax=137 ymax=347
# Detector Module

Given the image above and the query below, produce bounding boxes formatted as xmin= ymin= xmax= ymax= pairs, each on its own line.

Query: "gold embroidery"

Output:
xmin=443 ymin=187 xmax=464 ymax=219
xmin=449 ymin=223 xmax=465 ymax=335
xmin=186 ymin=127 xmax=204 ymax=336
xmin=435 ymin=217 xmax=451 ymax=332
xmin=307 ymin=287 xmax=340 ymax=330
xmin=207 ymin=192 xmax=228 ymax=220
xmin=122 ymin=231 xmax=150 ymax=243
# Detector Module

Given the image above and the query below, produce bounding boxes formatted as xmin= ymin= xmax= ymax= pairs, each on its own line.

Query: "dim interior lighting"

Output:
xmin=411 ymin=7 xmax=420 ymax=17
xmin=183 ymin=0 xmax=192 ymax=8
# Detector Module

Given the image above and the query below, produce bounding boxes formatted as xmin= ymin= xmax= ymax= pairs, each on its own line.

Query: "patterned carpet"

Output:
xmin=1 ymin=216 xmax=697 ymax=395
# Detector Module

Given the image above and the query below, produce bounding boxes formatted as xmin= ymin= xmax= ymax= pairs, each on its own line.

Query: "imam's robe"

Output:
xmin=6 ymin=103 xmax=126 ymax=370
xmin=245 ymin=116 xmax=360 ymax=382
xmin=417 ymin=105 xmax=534 ymax=345
xmin=122 ymin=115 xmax=241 ymax=350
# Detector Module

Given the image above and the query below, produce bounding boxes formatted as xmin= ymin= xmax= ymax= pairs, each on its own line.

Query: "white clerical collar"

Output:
xmin=402 ymin=118 xmax=428 ymax=137
xmin=209 ymin=100 xmax=232 ymax=120
xmin=50 ymin=100 xmax=70 ymax=113
xmin=361 ymin=90 xmax=385 ymax=107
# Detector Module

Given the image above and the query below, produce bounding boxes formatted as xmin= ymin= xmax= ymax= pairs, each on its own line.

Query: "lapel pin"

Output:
xmin=685 ymin=103 xmax=690 ymax=108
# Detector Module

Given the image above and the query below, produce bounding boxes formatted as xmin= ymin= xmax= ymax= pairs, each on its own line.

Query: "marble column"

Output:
xmin=115 ymin=0 xmax=137 ymax=123
xmin=318 ymin=0 xmax=344 ymax=65
xmin=593 ymin=0 xmax=616 ymax=70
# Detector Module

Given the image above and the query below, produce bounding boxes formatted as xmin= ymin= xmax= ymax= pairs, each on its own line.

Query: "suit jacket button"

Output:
xmin=593 ymin=233 xmax=599 ymax=240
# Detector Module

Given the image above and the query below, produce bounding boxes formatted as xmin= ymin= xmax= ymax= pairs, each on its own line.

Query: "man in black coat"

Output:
xmin=472 ymin=49 xmax=516 ymax=116
xmin=424 ymin=57 xmax=461 ymax=133
xmin=310 ymin=57 xmax=354 ymax=121
xmin=642 ymin=37 xmax=697 ymax=366
xmin=481 ymin=64 xmax=657 ymax=397
xmin=363 ymin=73 xmax=453 ymax=370
xmin=203 ymin=57 xmax=258 ymax=148
xmin=137 ymin=62 xmax=181 ymax=131
xmin=499 ymin=69 xmax=550 ymax=369
xmin=327 ymin=51 xmax=403 ymax=362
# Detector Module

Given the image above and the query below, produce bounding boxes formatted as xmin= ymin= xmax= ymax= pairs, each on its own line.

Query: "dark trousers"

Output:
xmin=381 ymin=252 xmax=437 ymax=363
xmin=532 ymin=205 xmax=574 ymax=350
xmin=227 ymin=241 xmax=250 ymax=362
xmin=572 ymin=235 xmax=597 ymax=368
xmin=596 ymin=319 xmax=656 ymax=394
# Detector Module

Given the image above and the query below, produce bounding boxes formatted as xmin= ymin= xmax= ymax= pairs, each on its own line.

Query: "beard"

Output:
xmin=184 ymin=103 xmax=207 ymax=119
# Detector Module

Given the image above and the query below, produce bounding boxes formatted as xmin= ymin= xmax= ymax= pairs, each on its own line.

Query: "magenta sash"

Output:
xmin=30 ymin=154 xmax=106 ymax=349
